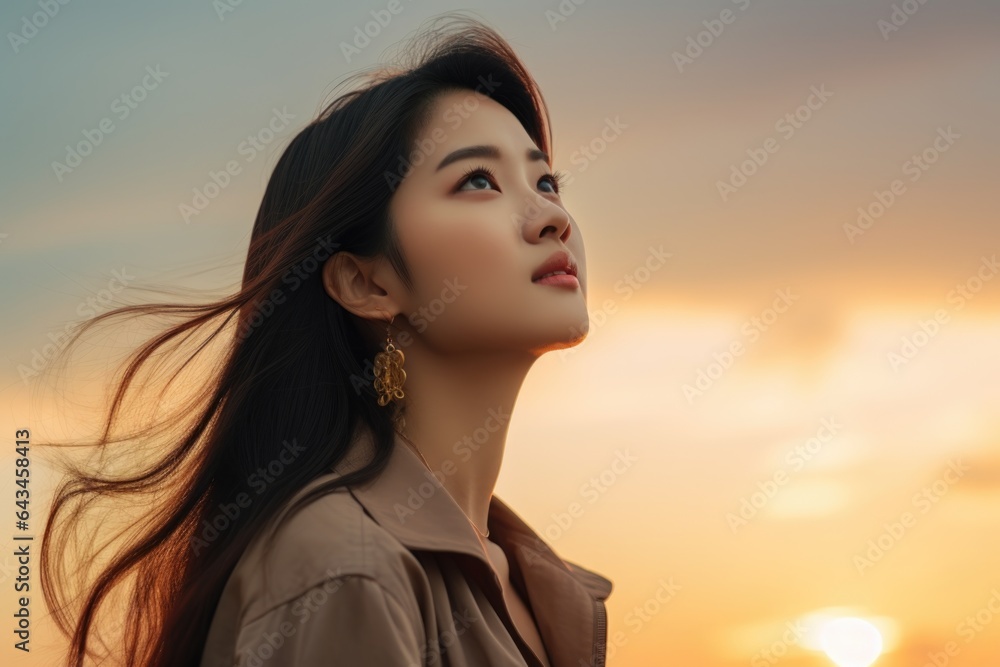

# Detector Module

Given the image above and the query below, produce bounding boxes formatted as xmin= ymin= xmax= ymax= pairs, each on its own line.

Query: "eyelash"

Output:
xmin=457 ymin=164 xmax=568 ymax=194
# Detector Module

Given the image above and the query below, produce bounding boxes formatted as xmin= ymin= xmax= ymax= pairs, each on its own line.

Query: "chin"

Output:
xmin=530 ymin=334 xmax=587 ymax=356
xmin=533 ymin=311 xmax=591 ymax=351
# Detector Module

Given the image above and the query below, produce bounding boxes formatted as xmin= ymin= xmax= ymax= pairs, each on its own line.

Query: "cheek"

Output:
xmin=398 ymin=207 xmax=518 ymax=304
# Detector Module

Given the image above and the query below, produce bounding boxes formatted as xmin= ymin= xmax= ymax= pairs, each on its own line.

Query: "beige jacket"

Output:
xmin=199 ymin=425 xmax=614 ymax=666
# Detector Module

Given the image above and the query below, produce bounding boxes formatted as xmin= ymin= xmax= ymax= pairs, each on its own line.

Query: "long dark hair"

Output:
xmin=37 ymin=12 xmax=553 ymax=666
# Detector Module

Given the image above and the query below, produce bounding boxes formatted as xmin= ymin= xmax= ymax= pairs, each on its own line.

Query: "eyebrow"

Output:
xmin=434 ymin=145 xmax=549 ymax=173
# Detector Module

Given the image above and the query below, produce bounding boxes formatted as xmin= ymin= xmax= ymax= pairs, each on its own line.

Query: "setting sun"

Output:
xmin=820 ymin=618 xmax=884 ymax=667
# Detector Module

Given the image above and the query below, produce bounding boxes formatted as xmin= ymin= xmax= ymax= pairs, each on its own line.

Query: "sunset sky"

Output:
xmin=2 ymin=1 xmax=998 ymax=665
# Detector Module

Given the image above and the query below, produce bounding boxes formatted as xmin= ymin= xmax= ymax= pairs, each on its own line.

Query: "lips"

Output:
xmin=532 ymin=250 xmax=578 ymax=282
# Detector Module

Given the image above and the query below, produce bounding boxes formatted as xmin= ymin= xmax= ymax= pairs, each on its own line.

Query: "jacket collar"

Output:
xmin=330 ymin=423 xmax=613 ymax=667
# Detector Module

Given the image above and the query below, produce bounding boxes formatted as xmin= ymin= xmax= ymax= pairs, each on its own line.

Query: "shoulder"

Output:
xmin=222 ymin=574 xmax=426 ymax=667
xmin=228 ymin=471 xmax=427 ymax=627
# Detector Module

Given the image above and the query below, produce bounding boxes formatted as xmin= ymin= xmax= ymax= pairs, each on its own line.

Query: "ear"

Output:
xmin=322 ymin=251 xmax=401 ymax=322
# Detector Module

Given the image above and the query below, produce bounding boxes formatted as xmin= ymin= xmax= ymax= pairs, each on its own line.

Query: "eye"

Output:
xmin=454 ymin=165 xmax=570 ymax=195
xmin=456 ymin=164 xmax=499 ymax=192
xmin=540 ymin=170 xmax=569 ymax=195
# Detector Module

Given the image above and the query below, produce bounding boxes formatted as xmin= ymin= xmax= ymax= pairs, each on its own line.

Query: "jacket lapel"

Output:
xmin=489 ymin=496 xmax=613 ymax=666
xmin=330 ymin=424 xmax=613 ymax=667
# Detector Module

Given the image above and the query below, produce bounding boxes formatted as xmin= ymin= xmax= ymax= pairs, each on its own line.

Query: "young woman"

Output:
xmin=39 ymin=12 xmax=613 ymax=667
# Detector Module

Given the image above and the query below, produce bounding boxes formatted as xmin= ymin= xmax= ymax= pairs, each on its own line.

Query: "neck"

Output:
xmin=391 ymin=343 xmax=536 ymax=536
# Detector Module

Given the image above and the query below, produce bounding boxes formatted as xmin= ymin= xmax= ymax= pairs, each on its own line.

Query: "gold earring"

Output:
xmin=373 ymin=314 xmax=406 ymax=407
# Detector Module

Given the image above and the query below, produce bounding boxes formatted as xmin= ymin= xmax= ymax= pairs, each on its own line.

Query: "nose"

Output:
xmin=521 ymin=193 xmax=572 ymax=243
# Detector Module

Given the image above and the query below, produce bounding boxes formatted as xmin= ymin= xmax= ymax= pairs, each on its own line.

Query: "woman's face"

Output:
xmin=386 ymin=89 xmax=589 ymax=356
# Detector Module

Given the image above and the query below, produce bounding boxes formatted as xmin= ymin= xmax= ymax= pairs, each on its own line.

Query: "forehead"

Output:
xmin=416 ymin=89 xmax=536 ymax=156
